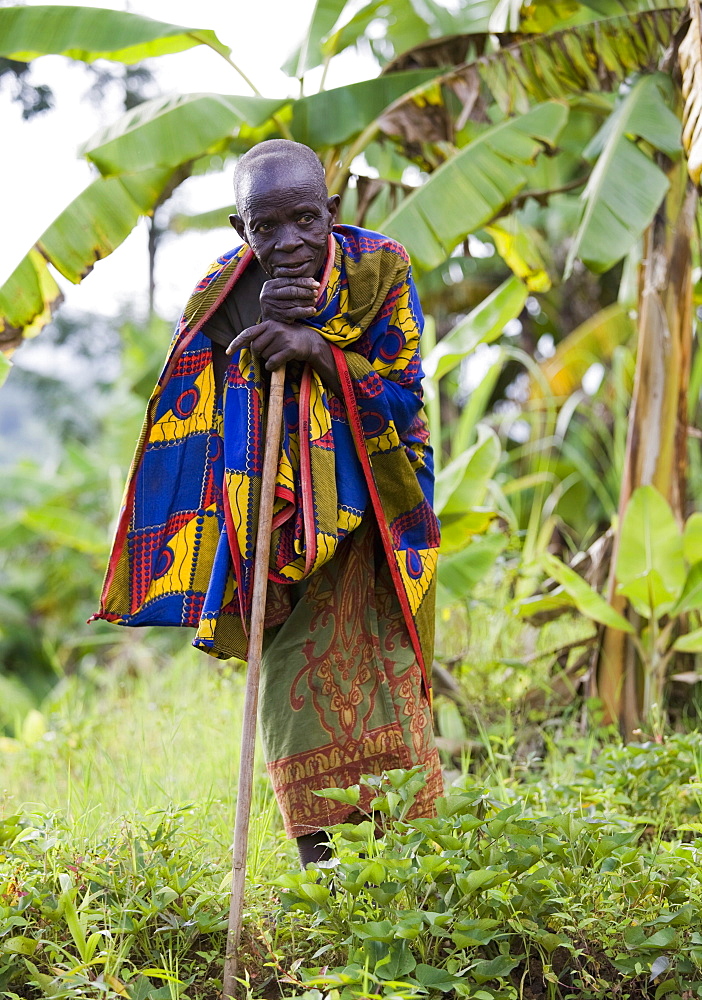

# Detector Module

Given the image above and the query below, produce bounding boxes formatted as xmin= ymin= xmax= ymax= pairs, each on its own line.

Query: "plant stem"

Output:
xmin=327 ymin=121 xmax=381 ymax=195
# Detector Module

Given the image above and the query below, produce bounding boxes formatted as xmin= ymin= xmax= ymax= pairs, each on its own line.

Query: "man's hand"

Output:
xmin=259 ymin=277 xmax=319 ymax=323
xmin=226 ymin=320 xmax=341 ymax=394
xmin=227 ymin=319 xmax=320 ymax=369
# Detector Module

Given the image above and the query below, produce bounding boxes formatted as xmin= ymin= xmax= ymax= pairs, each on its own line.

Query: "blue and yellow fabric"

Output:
xmin=93 ymin=226 xmax=440 ymax=690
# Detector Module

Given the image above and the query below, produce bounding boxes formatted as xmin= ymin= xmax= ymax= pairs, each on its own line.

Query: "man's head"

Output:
xmin=230 ymin=139 xmax=340 ymax=280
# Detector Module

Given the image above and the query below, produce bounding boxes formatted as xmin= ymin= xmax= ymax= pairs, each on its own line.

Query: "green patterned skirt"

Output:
xmin=260 ymin=516 xmax=442 ymax=838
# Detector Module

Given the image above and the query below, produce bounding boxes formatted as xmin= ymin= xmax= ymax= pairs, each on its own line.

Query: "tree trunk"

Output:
xmin=595 ymin=162 xmax=697 ymax=733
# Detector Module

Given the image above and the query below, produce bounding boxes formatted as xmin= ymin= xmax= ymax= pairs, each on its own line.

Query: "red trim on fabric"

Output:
xmin=315 ymin=234 xmax=336 ymax=307
xmin=298 ymin=365 xmax=317 ymax=576
xmin=272 ymin=504 xmax=295 ymax=530
xmin=330 ymin=344 xmax=430 ymax=701
xmin=97 ymin=248 xmax=254 ymax=615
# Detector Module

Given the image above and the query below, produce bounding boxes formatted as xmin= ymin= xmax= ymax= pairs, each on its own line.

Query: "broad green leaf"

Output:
xmin=470 ymin=954 xmax=521 ymax=984
xmin=0 ymin=249 xmax=63 ymax=349
xmin=0 ymin=5 xmax=230 ymax=63
xmin=291 ymin=69 xmax=438 ymax=149
xmin=617 ymin=569 xmax=676 ymax=621
xmin=321 ymin=0 xmax=387 ymax=62
xmin=376 ymin=940 xmax=416 ymax=980
xmin=456 ymin=868 xmax=509 ymax=893
xmin=615 ymin=485 xmax=685 ymax=618
xmin=512 ymin=586 xmax=576 ymax=620
xmin=437 ymin=534 xmax=507 ymax=607
xmin=671 ymin=562 xmax=702 ymax=616
xmin=434 ymin=425 xmax=501 ymax=516
xmin=281 ymin=0 xmax=351 ymax=77
xmin=0 ymin=168 xmax=178 ymax=340
xmin=3 ymin=936 xmax=38 ymax=956
xmin=565 ymin=74 xmax=682 ymax=276
xmin=313 ymin=785 xmax=360 ymax=805
xmin=83 ymin=94 xmax=286 ymax=176
xmin=683 ymin=512 xmax=702 ymax=565
xmin=169 ymin=206 xmax=236 ymax=234
xmin=383 ymin=101 xmax=568 ymax=270
xmin=541 ymin=552 xmax=634 ymax=632
xmin=673 ymin=627 xmax=702 ymax=653
xmin=423 ymin=276 xmax=527 ymax=380
xmin=413 ymin=964 xmax=459 ymax=992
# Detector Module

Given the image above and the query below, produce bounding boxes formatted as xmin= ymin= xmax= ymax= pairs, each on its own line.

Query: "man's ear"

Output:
xmin=327 ymin=195 xmax=341 ymax=229
xmin=230 ymin=214 xmax=247 ymax=241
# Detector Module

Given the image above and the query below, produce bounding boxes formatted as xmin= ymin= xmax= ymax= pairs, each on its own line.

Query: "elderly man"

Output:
xmin=93 ymin=139 xmax=442 ymax=867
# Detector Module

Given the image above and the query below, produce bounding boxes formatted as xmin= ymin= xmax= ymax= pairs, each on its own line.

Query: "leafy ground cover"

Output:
xmin=2 ymin=637 xmax=702 ymax=1000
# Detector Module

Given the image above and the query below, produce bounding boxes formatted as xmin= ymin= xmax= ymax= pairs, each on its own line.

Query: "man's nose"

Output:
xmin=275 ymin=224 xmax=303 ymax=251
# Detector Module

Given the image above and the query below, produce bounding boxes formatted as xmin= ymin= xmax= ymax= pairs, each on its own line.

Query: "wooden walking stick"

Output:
xmin=222 ymin=364 xmax=286 ymax=1000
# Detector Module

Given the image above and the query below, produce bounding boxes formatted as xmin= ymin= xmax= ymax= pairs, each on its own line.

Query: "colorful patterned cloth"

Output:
xmin=93 ymin=225 xmax=440 ymax=695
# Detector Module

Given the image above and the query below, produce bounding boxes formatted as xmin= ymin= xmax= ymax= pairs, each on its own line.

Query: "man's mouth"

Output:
xmin=271 ymin=259 xmax=314 ymax=276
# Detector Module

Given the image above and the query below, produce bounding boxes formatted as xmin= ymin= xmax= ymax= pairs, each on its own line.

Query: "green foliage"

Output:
xmin=0 ymin=5 xmax=233 ymax=63
xmin=528 ymin=486 xmax=702 ymax=723
xmin=383 ymin=102 xmax=569 ymax=272
xmin=272 ymin=760 xmax=702 ymax=999
xmin=0 ymin=315 xmax=169 ymax=729
xmin=565 ymin=73 xmax=682 ymax=276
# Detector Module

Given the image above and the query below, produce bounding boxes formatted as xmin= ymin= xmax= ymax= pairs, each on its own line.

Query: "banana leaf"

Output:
xmin=615 ymin=485 xmax=686 ymax=619
xmin=382 ymin=101 xmax=568 ymax=270
xmin=565 ymin=73 xmax=682 ymax=276
xmin=683 ymin=512 xmax=702 ymax=566
xmin=423 ymin=276 xmax=527 ymax=381
xmin=673 ymin=626 xmax=702 ymax=653
xmin=541 ymin=553 xmax=635 ymax=632
xmin=82 ymin=94 xmax=287 ymax=176
xmin=290 ymin=70 xmax=438 ymax=149
xmin=281 ymin=0 xmax=353 ymax=77
xmin=0 ymin=167 xmax=181 ymax=347
xmin=679 ymin=0 xmax=702 ymax=184
xmin=0 ymin=5 xmax=230 ymax=63
xmin=378 ymin=4 xmax=683 ymax=139
xmin=169 ymin=206 xmax=236 ymax=234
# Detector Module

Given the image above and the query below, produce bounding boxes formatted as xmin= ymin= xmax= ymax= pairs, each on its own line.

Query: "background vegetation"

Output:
xmin=2 ymin=1 xmax=702 ymax=997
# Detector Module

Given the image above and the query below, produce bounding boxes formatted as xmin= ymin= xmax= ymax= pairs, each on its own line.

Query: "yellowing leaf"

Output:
xmin=486 ymin=217 xmax=551 ymax=292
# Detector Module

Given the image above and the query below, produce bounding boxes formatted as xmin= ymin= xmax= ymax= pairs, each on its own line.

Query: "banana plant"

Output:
xmin=0 ymin=0 xmax=692 ymax=353
xmin=524 ymin=486 xmax=702 ymax=724
xmin=2 ymin=0 xmax=702 ymax=738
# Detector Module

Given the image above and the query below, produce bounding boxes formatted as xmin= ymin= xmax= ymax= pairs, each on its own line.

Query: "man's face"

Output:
xmin=231 ymin=162 xmax=339 ymax=279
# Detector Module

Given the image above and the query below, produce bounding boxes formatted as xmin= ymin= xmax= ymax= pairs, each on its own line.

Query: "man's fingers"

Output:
xmin=226 ymin=323 xmax=265 ymax=355
xmin=262 ymin=278 xmax=319 ymax=300
xmin=265 ymin=350 xmax=292 ymax=371
xmin=270 ymin=305 xmax=317 ymax=320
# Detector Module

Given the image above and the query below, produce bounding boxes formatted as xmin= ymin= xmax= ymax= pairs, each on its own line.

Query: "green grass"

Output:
xmin=3 ymin=617 xmax=702 ymax=1000
xmin=1 ymin=644 xmax=297 ymax=998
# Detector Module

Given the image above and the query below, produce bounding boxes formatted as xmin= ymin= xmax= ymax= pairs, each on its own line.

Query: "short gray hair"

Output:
xmin=233 ymin=139 xmax=327 ymax=207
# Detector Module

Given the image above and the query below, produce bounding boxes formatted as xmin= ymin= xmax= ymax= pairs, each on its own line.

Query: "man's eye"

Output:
xmin=298 ymin=214 xmax=315 ymax=224
xmin=254 ymin=222 xmax=272 ymax=234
